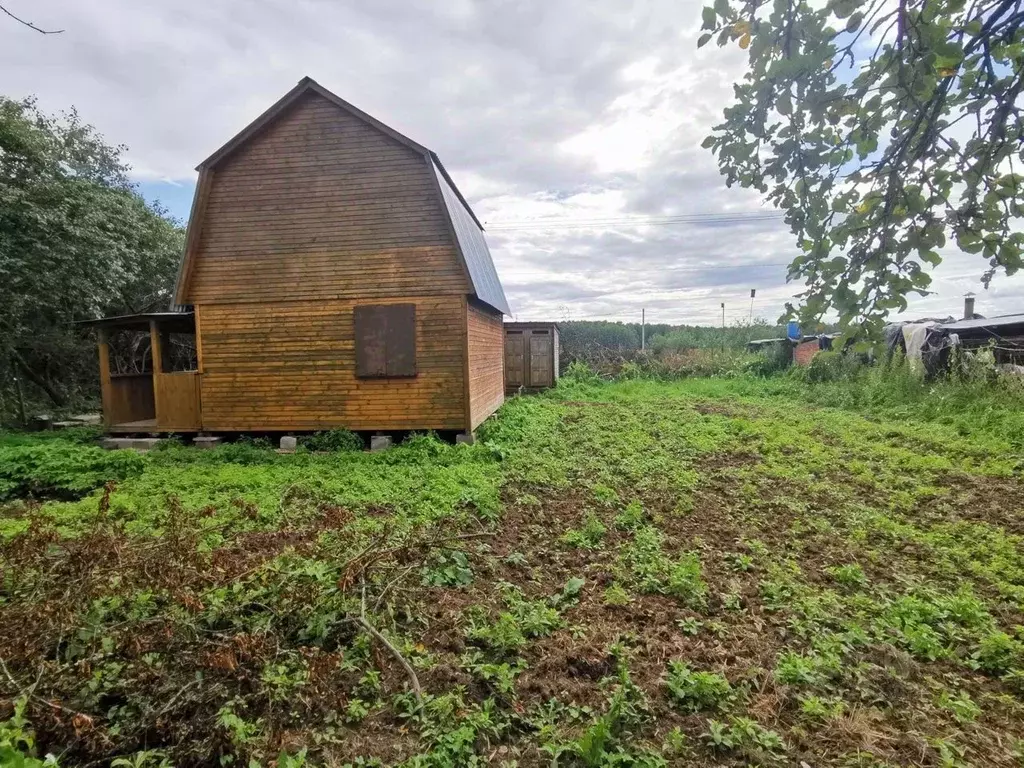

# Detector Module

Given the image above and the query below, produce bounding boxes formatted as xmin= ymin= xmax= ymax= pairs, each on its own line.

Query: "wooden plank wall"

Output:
xmin=154 ymin=373 xmax=202 ymax=430
xmin=106 ymin=375 xmax=155 ymax=425
xmin=183 ymin=90 xmax=475 ymax=431
xmin=199 ymin=297 xmax=465 ymax=431
xmin=466 ymin=302 xmax=505 ymax=430
xmin=186 ymin=92 xmax=468 ymax=305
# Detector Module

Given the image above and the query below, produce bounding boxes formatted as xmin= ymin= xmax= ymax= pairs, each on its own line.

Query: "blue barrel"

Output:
xmin=786 ymin=321 xmax=801 ymax=340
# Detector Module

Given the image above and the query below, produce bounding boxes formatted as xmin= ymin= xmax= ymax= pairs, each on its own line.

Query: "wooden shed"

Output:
xmin=88 ymin=76 xmax=510 ymax=437
xmin=504 ymin=323 xmax=559 ymax=394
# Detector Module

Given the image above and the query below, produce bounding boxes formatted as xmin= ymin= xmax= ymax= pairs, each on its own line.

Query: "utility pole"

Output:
xmin=749 ymin=288 xmax=756 ymax=324
xmin=721 ymin=303 xmax=725 ymax=330
xmin=641 ymin=308 xmax=645 ymax=351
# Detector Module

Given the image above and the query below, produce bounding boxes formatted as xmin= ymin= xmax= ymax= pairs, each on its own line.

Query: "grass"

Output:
xmin=1 ymin=369 xmax=1023 ymax=767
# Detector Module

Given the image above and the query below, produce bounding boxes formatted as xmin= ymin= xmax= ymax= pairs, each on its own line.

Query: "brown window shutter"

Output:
xmin=354 ymin=304 xmax=416 ymax=378
xmin=385 ymin=304 xmax=416 ymax=377
xmin=354 ymin=305 xmax=387 ymax=377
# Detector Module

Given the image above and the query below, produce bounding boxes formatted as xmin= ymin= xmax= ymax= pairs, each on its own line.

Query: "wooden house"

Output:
xmin=504 ymin=323 xmax=559 ymax=394
xmin=87 ymin=77 xmax=510 ymax=437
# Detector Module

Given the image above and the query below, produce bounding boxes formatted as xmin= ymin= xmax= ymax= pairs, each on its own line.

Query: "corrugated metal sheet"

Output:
xmin=938 ymin=313 xmax=1024 ymax=331
xmin=431 ymin=158 xmax=511 ymax=316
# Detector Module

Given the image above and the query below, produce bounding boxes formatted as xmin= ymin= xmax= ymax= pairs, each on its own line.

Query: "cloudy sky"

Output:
xmin=3 ymin=0 xmax=1021 ymax=324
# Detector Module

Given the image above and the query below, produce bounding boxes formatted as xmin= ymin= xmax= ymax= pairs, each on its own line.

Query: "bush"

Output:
xmin=744 ymin=342 xmax=793 ymax=377
xmin=562 ymin=360 xmax=602 ymax=385
xmin=299 ymin=429 xmax=364 ymax=452
xmin=800 ymin=350 xmax=865 ymax=383
xmin=0 ymin=438 xmax=144 ymax=499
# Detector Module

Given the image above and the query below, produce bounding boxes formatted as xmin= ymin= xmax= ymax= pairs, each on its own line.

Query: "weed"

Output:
xmin=662 ymin=726 xmax=689 ymax=757
xmin=603 ymin=583 xmax=631 ymax=606
xmin=972 ymin=631 xmax=1024 ymax=675
xmin=421 ymin=550 xmax=474 ymax=587
xmin=0 ymin=698 xmax=54 ymax=767
xmin=664 ymin=661 xmax=734 ymax=712
xmin=504 ymin=551 xmax=529 ymax=568
xmin=826 ymin=563 xmax=867 ymax=587
xmin=299 ymin=429 xmax=363 ymax=452
xmin=562 ymin=513 xmax=607 ymax=549
xmin=465 ymin=584 xmax=564 ymax=655
xmin=592 ymin=484 xmax=620 ymax=506
xmin=676 ymin=617 xmax=703 ymax=635
xmin=722 ymin=591 xmax=744 ymax=611
xmin=724 ymin=551 xmax=754 ymax=572
xmin=111 ymin=751 xmax=173 ymax=768
xmin=344 ymin=698 xmax=371 ymax=724
xmin=614 ymin=500 xmax=646 ymax=530
xmin=935 ymin=689 xmax=981 ymax=724
xmin=619 ymin=526 xmax=707 ymax=608
xmin=0 ymin=439 xmax=143 ymax=500
xmin=705 ymin=716 xmax=787 ymax=761
xmin=774 ymin=650 xmax=841 ymax=688
xmin=461 ymin=652 xmax=524 ymax=696
xmin=798 ymin=694 xmax=846 ymax=721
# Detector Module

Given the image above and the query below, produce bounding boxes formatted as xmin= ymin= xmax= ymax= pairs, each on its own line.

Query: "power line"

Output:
xmin=500 ymin=262 xmax=792 ymax=278
xmin=485 ymin=211 xmax=786 ymax=231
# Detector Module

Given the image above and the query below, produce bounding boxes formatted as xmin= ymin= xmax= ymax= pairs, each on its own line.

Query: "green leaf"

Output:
xmin=714 ymin=0 xmax=730 ymax=17
xmin=777 ymin=91 xmax=793 ymax=116
xmin=830 ymin=0 xmax=858 ymax=19
xmin=698 ymin=32 xmax=713 ymax=48
xmin=845 ymin=12 xmax=864 ymax=32
xmin=702 ymin=6 xmax=717 ymax=29
xmin=562 ymin=577 xmax=585 ymax=600
xmin=701 ymin=135 xmax=716 ymax=149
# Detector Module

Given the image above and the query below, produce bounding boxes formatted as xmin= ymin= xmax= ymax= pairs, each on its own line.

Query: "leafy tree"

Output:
xmin=700 ymin=0 xmax=1024 ymax=332
xmin=0 ymin=96 xmax=184 ymax=412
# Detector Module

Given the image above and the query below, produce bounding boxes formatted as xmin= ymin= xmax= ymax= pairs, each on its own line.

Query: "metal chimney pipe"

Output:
xmin=963 ymin=295 xmax=975 ymax=320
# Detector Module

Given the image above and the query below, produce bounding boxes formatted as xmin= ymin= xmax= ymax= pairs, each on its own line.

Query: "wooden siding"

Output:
xmin=184 ymin=90 xmax=469 ymax=305
xmin=105 ymin=375 xmax=155 ymax=425
xmin=466 ymin=302 xmax=504 ymax=430
xmin=198 ymin=296 xmax=466 ymax=431
xmin=155 ymin=372 xmax=202 ymax=430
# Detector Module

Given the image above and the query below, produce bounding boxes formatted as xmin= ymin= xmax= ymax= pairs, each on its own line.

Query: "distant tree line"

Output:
xmin=0 ymin=96 xmax=184 ymax=423
xmin=557 ymin=319 xmax=812 ymax=372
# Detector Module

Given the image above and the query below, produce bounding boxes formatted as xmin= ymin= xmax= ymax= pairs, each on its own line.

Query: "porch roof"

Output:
xmin=77 ymin=311 xmax=195 ymax=333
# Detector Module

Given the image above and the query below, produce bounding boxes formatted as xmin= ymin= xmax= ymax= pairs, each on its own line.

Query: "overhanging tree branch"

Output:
xmin=0 ymin=3 xmax=63 ymax=34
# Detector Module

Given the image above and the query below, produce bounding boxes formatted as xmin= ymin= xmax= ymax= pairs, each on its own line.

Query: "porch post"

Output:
xmin=149 ymin=320 xmax=163 ymax=375
xmin=150 ymin=320 xmax=162 ymax=425
xmin=97 ymin=327 xmax=112 ymax=427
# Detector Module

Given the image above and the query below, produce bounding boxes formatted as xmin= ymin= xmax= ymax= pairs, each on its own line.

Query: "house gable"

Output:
xmin=178 ymin=89 xmax=469 ymax=305
xmin=174 ymin=77 xmax=509 ymax=315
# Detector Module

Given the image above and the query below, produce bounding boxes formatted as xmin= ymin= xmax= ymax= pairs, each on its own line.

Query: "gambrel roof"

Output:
xmin=173 ymin=76 xmax=510 ymax=315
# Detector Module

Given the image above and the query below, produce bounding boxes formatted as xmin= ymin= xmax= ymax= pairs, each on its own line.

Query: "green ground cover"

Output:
xmin=1 ymin=370 xmax=1023 ymax=766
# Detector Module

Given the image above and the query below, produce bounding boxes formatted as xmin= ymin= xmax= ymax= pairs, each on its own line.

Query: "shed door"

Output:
xmin=529 ymin=330 xmax=553 ymax=388
xmin=505 ymin=331 xmax=525 ymax=388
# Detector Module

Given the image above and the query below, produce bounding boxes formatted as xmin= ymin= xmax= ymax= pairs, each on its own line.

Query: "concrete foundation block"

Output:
xmin=101 ymin=437 xmax=135 ymax=451
xmin=456 ymin=432 xmax=475 ymax=445
xmin=370 ymin=435 xmax=393 ymax=452
xmin=132 ymin=438 xmax=163 ymax=451
xmin=280 ymin=435 xmax=298 ymax=452
xmin=193 ymin=436 xmax=223 ymax=450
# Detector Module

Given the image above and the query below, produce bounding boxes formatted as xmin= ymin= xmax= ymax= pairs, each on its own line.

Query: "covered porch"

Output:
xmin=82 ymin=312 xmax=202 ymax=433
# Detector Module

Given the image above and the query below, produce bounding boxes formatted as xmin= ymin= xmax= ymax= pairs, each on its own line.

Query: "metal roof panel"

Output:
xmin=431 ymin=159 xmax=511 ymax=315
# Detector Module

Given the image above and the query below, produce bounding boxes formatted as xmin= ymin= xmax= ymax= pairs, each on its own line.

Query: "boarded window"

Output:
xmin=354 ymin=304 xmax=417 ymax=378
